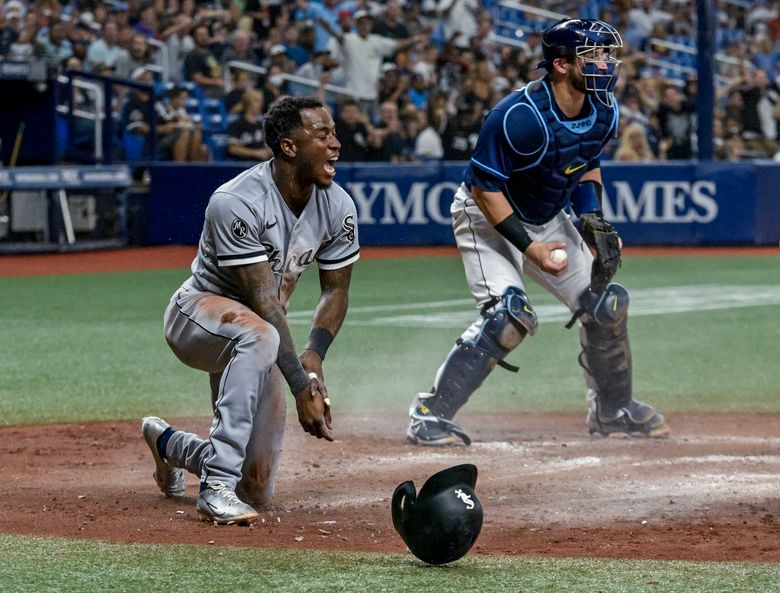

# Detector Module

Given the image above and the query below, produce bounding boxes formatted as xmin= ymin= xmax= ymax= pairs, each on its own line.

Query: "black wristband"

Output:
xmin=494 ymin=214 xmax=533 ymax=252
xmin=277 ymin=351 xmax=310 ymax=395
xmin=305 ymin=327 xmax=334 ymax=361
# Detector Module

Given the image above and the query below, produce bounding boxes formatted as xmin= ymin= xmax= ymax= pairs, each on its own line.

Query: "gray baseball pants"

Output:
xmin=161 ymin=282 xmax=286 ymax=506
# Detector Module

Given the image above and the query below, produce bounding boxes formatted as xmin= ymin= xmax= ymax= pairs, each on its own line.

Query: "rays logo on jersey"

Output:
xmin=231 ymin=218 xmax=248 ymax=238
xmin=341 ymin=214 xmax=355 ymax=244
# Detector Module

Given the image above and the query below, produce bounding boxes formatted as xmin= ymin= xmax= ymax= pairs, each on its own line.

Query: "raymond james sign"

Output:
xmin=146 ymin=161 xmax=772 ymax=246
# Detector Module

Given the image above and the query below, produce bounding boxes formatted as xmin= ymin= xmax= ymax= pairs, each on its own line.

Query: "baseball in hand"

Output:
xmin=550 ymin=248 xmax=568 ymax=264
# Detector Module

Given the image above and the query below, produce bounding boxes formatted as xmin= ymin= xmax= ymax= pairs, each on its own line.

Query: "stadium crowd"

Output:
xmin=1 ymin=0 xmax=779 ymax=163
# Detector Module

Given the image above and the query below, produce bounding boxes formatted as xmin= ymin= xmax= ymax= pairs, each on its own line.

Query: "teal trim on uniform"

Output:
xmin=470 ymin=158 xmax=510 ymax=180
xmin=512 ymin=82 xmax=549 ymax=172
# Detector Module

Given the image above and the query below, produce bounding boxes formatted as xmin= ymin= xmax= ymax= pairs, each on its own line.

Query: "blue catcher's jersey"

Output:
xmin=464 ymin=78 xmax=619 ymax=225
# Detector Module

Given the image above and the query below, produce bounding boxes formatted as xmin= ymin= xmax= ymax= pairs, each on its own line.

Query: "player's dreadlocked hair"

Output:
xmin=264 ymin=96 xmax=324 ymax=156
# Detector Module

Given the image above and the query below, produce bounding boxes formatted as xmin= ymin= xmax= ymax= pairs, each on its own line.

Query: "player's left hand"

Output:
xmin=294 ymin=377 xmax=333 ymax=441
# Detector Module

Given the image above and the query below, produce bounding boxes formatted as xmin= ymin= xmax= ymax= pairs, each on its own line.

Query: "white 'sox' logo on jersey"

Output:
xmin=455 ymin=489 xmax=475 ymax=509
xmin=341 ymin=214 xmax=355 ymax=244
xmin=231 ymin=218 xmax=248 ymax=238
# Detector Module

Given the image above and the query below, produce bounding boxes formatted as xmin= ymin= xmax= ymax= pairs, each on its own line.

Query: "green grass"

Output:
xmin=1 ymin=535 xmax=778 ymax=593
xmin=0 ymin=255 xmax=778 ymax=425
xmin=1 ymin=255 xmax=778 ymax=592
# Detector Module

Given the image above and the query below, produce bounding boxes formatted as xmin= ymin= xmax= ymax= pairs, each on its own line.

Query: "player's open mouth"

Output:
xmin=324 ymin=156 xmax=338 ymax=175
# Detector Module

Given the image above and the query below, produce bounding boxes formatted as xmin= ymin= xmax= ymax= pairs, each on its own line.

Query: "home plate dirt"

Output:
xmin=1 ymin=412 xmax=778 ymax=562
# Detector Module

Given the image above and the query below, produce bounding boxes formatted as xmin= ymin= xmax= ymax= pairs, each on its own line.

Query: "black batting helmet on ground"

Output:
xmin=391 ymin=464 xmax=483 ymax=565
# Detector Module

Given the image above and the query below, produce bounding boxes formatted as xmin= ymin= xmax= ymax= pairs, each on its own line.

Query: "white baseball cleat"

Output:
xmin=197 ymin=482 xmax=258 ymax=525
xmin=141 ymin=416 xmax=185 ymax=497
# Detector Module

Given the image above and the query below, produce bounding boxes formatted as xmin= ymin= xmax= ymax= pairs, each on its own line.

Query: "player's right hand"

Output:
xmin=526 ymin=241 xmax=568 ymax=276
xmin=294 ymin=377 xmax=333 ymax=442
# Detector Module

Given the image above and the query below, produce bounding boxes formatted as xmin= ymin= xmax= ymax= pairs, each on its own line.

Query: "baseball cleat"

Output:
xmin=407 ymin=394 xmax=472 ymax=446
xmin=407 ymin=419 xmax=463 ymax=447
xmin=197 ymin=482 xmax=258 ymax=525
xmin=141 ymin=416 xmax=185 ymax=497
xmin=586 ymin=394 xmax=671 ymax=438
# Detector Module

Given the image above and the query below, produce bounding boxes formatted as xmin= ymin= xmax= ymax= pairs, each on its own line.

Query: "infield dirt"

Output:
xmin=1 ymin=412 xmax=778 ymax=562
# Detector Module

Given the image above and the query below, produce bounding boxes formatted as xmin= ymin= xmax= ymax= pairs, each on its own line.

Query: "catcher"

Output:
xmin=407 ymin=18 xmax=670 ymax=446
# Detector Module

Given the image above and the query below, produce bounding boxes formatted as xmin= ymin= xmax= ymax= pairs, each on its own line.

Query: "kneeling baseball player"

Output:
xmin=142 ymin=96 xmax=359 ymax=524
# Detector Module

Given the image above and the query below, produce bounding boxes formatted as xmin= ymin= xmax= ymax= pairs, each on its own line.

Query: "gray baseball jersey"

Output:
xmin=161 ymin=160 xmax=359 ymax=501
xmin=188 ymin=160 xmax=360 ymax=304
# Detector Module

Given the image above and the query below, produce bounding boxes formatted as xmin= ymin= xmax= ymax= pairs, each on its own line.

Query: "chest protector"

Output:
xmin=505 ymin=79 xmax=617 ymax=224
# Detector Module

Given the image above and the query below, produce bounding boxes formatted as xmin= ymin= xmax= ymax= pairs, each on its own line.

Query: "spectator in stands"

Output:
xmin=262 ymin=67 xmax=288 ymax=107
xmin=225 ymin=68 xmax=257 ymax=114
xmin=408 ymin=72 xmax=430 ymax=111
xmin=436 ymin=0 xmax=479 ymax=50
xmin=372 ymin=0 xmax=409 ymax=40
xmin=243 ymin=0 xmax=284 ymax=42
xmin=435 ymin=36 xmax=469 ymax=96
xmin=368 ymin=100 xmax=404 ymax=162
xmin=220 ymin=28 xmax=261 ymax=67
xmin=134 ymin=2 xmax=159 ymax=38
xmin=293 ymin=0 xmax=339 ymax=53
xmin=441 ymin=103 xmax=480 ymax=161
xmin=402 ymin=0 xmax=434 ymax=38
xmin=84 ymin=20 xmax=128 ymax=72
xmin=155 ymin=86 xmax=209 ymax=162
xmin=324 ymin=10 xmax=427 ymax=118
xmin=294 ymin=48 xmax=343 ymax=101
xmin=413 ymin=42 xmax=439 ymax=86
xmin=265 ymin=43 xmax=293 ymax=72
xmin=334 ymin=97 xmax=373 ymax=161
xmin=626 ymin=0 xmax=673 ymax=50
xmin=121 ymin=68 xmax=156 ymax=155
xmin=413 ymin=108 xmax=443 ymax=160
xmin=730 ymin=69 xmax=780 ymax=157
xmin=35 ymin=19 xmax=72 ymax=66
xmin=160 ymin=14 xmax=194 ymax=81
xmin=377 ymin=63 xmax=409 ymax=109
xmin=0 ymin=5 xmax=22 ymax=56
xmin=278 ymin=19 xmax=310 ymax=68
xmin=324 ymin=8 xmax=351 ymax=64
xmin=115 ymin=33 xmax=153 ymax=79
xmin=184 ymin=24 xmax=224 ymax=97
xmin=654 ymin=84 xmax=695 ymax=159
xmin=226 ymin=89 xmax=272 ymax=161
xmin=459 ymin=50 xmax=494 ymax=114
xmin=614 ymin=122 xmax=656 ymax=162
xmin=6 ymin=22 xmax=34 ymax=61
xmin=69 ymin=19 xmax=99 ymax=64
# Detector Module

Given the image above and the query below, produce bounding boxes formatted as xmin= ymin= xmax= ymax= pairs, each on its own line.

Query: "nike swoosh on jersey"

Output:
xmin=564 ymin=162 xmax=588 ymax=175
xmin=265 ymin=219 xmax=278 ymax=229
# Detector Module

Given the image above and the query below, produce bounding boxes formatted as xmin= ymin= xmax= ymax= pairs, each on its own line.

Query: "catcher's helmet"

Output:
xmin=538 ymin=18 xmax=623 ymax=106
xmin=391 ymin=464 xmax=483 ymax=565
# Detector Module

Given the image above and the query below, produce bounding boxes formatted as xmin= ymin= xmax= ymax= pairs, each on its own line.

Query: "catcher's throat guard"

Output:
xmin=391 ymin=464 xmax=483 ymax=565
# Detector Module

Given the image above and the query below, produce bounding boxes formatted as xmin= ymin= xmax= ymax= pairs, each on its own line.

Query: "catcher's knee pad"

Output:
xmin=423 ymin=287 xmax=534 ymax=420
xmin=579 ymin=316 xmax=632 ymax=412
xmin=578 ymin=283 xmax=630 ymax=328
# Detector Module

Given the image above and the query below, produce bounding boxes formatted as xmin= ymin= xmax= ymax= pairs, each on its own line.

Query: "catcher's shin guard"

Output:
xmin=579 ymin=316 xmax=632 ymax=414
xmin=579 ymin=310 xmax=670 ymax=438
xmin=407 ymin=288 xmax=532 ymax=447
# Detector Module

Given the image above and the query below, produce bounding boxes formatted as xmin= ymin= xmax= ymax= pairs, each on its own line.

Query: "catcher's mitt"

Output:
xmin=580 ymin=213 xmax=622 ymax=293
